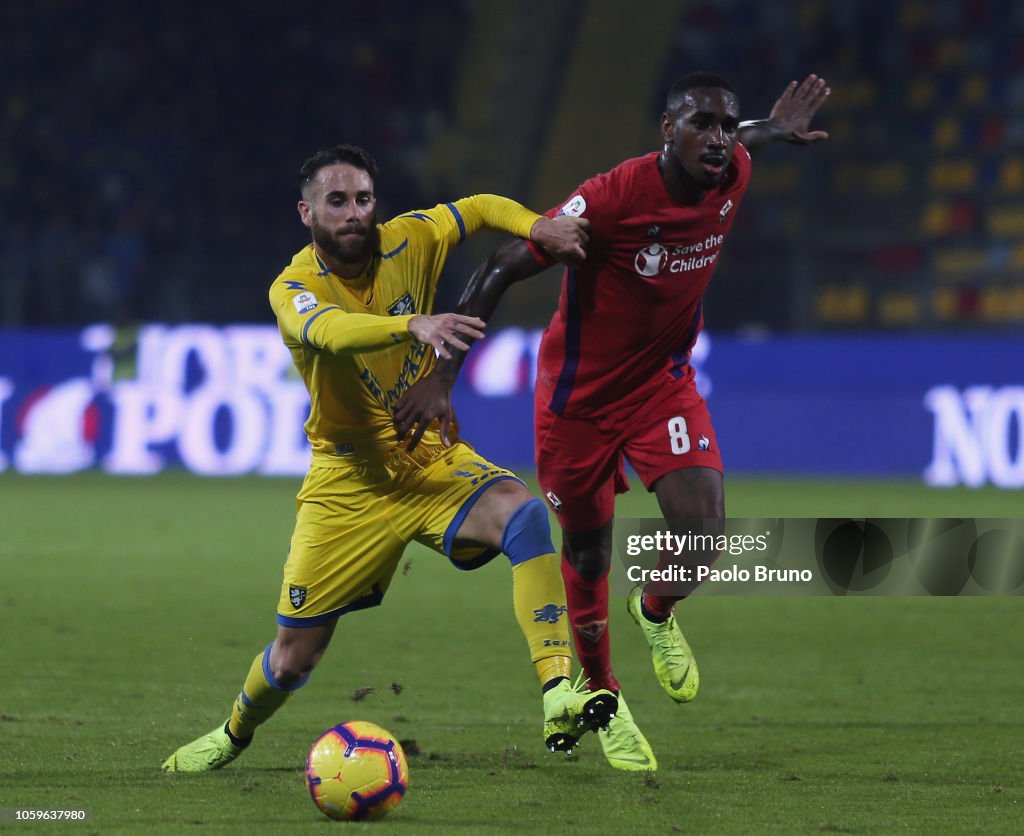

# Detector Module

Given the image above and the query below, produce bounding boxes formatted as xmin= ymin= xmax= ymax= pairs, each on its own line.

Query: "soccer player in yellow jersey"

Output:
xmin=163 ymin=144 xmax=617 ymax=773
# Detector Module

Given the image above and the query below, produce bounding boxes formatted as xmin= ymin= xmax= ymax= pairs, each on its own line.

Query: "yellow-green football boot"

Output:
xmin=162 ymin=721 xmax=248 ymax=772
xmin=597 ymin=692 xmax=657 ymax=771
xmin=543 ymin=674 xmax=618 ymax=754
xmin=627 ymin=586 xmax=699 ymax=703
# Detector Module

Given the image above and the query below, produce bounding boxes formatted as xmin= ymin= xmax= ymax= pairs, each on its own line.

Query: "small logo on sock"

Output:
xmin=575 ymin=618 xmax=607 ymax=643
xmin=533 ymin=603 xmax=568 ymax=623
xmin=289 ymin=585 xmax=307 ymax=609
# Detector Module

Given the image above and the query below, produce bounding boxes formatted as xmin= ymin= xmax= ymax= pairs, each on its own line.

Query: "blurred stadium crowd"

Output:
xmin=1 ymin=0 xmax=466 ymax=325
xmin=3 ymin=0 xmax=1022 ymax=331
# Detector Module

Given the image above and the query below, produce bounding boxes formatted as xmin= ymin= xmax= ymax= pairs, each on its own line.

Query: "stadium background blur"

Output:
xmin=6 ymin=0 xmax=1023 ymax=332
xmin=2 ymin=0 xmax=1022 ymax=486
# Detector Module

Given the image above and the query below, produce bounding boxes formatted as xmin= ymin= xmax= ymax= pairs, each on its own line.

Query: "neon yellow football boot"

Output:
xmin=597 ymin=692 xmax=657 ymax=771
xmin=627 ymin=586 xmax=699 ymax=703
xmin=543 ymin=674 xmax=618 ymax=754
xmin=162 ymin=721 xmax=247 ymax=773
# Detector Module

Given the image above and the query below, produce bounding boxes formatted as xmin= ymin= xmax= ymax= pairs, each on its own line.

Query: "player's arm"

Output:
xmin=393 ymin=238 xmax=546 ymax=449
xmin=439 ymin=238 xmax=545 ymax=379
xmin=738 ymin=74 xmax=830 ymax=151
xmin=270 ymin=283 xmax=484 ymax=359
xmin=449 ymin=194 xmax=588 ymax=264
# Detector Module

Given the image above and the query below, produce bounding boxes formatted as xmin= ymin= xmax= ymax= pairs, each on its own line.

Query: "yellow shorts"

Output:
xmin=276 ymin=441 xmax=519 ymax=626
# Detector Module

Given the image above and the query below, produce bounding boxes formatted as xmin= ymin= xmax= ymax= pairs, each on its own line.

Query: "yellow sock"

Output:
xmin=535 ymin=655 xmax=571 ymax=685
xmin=228 ymin=646 xmax=294 ymax=740
xmin=511 ymin=553 xmax=573 ymax=687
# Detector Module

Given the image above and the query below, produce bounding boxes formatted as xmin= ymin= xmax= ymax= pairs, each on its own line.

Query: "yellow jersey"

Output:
xmin=269 ymin=195 xmax=540 ymax=462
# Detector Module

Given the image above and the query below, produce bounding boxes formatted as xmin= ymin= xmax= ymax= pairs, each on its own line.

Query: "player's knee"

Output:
xmin=269 ymin=664 xmax=308 ymax=690
xmin=563 ymin=527 xmax=613 ymax=580
xmin=266 ymin=642 xmax=317 ymax=690
xmin=563 ymin=544 xmax=611 ymax=580
xmin=501 ymin=498 xmax=556 ymax=566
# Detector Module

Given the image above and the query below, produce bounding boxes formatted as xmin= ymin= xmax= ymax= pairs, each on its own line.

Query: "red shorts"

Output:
xmin=534 ymin=375 xmax=722 ymax=532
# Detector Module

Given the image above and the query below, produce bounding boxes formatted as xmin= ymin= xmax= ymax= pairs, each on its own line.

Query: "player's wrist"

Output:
xmin=740 ymin=118 xmax=787 ymax=141
xmin=406 ymin=315 xmax=426 ymax=342
xmin=433 ymin=354 xmax=463 ymax=386
xmin=738 ymin=119 xmax=785 ymax=151
xmin=528 ymin=216 xmax=550 ymax=244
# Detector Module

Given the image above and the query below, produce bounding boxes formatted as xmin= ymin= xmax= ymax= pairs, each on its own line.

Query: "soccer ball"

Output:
xmin=305 ymin=721 xmax=409 ymax=821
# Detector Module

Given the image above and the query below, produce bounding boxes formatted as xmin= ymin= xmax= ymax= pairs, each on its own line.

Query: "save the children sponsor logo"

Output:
xmin=634 ymin=234 xmax=725 ymax=277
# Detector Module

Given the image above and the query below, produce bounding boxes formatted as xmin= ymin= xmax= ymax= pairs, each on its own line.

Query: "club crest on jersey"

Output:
xmin=557 ymin=194 xmax=587 ymax=217
xmin=719 ymin=199 xmax=734 ymax=222
xmin=289 ymin=585 xmax=307 ymax=609
xmin=634 ymin=243 xmax=668 ymax=277
xmin=545 ymin=490 xmax=562 ymax=512
xmin=292 ymin=291 xmax=318 ymax=314
xmin=387 ymin=292 xmax=416 ymax=317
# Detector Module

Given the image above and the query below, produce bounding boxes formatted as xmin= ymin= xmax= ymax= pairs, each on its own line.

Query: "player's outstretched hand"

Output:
xmin=530 ymin=216 xmax=591 ymax=266
xmin=768 ymin=74 xmax=830 ymax=144
xmin=394 ymin=372 xmax=457 ymax=451
xmin=408 ymin=313 xmax=486 ymax=359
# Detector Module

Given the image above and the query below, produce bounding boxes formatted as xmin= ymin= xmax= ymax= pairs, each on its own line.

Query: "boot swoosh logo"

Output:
xmin=669 ymin=666 xmax=692 ymax=691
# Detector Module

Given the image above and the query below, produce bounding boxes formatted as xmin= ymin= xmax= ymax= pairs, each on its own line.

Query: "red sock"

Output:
xmin=641 ymin=591 xmax=680 ymax=621
xmin=643 ymin=544 xmax=691 ymax=620
xmin=561 ymin=554 xmax=619 ymax=693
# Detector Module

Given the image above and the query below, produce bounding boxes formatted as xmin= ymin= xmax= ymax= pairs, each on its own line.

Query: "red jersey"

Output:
xmin=530 ymin=146 xmax=751 ymax=418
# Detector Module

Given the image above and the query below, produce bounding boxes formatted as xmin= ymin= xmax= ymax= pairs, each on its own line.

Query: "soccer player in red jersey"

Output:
xmin=394 ymin=73 xmax=830 ymax=771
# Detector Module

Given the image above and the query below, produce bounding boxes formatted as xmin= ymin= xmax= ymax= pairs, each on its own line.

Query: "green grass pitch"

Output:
xmin=1 ymin=472 xmax=1021 ymax=833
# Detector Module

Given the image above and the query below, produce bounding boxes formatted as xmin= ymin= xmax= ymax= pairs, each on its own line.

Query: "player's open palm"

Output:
xmin=408 ymin=313 xmax=486 ymax=359
xmin=769 ymin=74 xmax=830 ymax=144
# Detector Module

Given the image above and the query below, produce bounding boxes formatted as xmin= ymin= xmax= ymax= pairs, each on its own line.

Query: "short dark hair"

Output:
xmin=666 ymin=72 xmax=737 ymax=112
xmin=298 ymin=144 xmax=379 ymax=195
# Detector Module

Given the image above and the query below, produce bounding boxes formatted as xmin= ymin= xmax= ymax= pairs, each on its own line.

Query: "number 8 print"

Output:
xmin=667 ymin=416 xmax=690 ymax=455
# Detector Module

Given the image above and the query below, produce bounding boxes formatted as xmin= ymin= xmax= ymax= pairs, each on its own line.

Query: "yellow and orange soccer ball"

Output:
xmin=305 ymin=721 xmax=409 ymax=822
